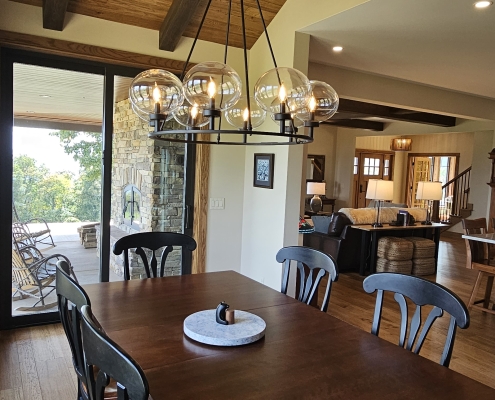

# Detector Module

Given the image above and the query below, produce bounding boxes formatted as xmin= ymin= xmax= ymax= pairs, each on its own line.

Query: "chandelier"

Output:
xmin=129 ymin=0 xmax=339 ymax=145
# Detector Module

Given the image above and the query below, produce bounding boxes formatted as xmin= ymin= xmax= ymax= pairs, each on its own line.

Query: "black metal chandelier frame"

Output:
xmin=148 ymin=0 xmax=317 ymax=146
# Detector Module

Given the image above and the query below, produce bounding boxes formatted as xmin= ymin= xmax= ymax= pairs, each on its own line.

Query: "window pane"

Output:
xmin=374 ymin=167 xmax=379 ymax=175
xmin=384 ymin=160 xmax=389 ymax=167
xmin=374 ymin=159 xmax=380 ymax=167
xmin=364 ymin=167 xmax=369 ymax=175
xmin=364 ymin=158 xmax=369 ymax=166
xmin=354 ymin=157 xmax=358 ymax=166
xmin=354 ymin=166 xmax=358 ymax=174
xmin=384 ymin=168 xmax=389 ymax=176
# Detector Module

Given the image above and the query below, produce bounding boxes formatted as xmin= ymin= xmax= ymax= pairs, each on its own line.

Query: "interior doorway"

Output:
xmin=353 ymin=149 xmax=394 ymax=208
xmin=405 ymin=153 xmax=459 ymax=207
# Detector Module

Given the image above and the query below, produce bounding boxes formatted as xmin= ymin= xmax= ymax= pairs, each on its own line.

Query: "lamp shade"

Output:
xmin=416 ymin=181 xmax=442 ymax=200
xmin=307 ymin=182 xmax=326 ymax=195
xmin=366 ymin=179 xmax=394 ymax=200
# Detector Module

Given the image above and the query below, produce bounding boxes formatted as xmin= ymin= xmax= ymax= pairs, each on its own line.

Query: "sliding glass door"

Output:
xmin=0 ymin=48 xmax=196 ymax=329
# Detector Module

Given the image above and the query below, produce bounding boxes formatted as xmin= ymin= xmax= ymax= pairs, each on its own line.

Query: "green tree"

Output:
xmin=49 ymin=130 xmax=102 ymax=222
xmin=13 ymin=155 xmax=74 ymax=222
xmin=48 ymin=130 xmax=102 ymax=181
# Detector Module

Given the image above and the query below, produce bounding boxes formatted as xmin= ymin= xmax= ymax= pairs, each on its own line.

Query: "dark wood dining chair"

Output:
xmin=276 ymin=246 xmax=338 ymax=312
xmin=462 ymin=218 xmax=495 ymax=314
xmin=56 ymin=260 xmax=92 ymax=400
xmin=80 ymin=304 xmax=150 ymax=400
xmin=112 ymin=232 xmax=197 ymax=280
xmin=363 ymin=273 xmax=470 ymax=367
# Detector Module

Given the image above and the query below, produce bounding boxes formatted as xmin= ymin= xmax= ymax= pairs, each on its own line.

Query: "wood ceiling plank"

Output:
xmin=159 ymin=0 xmax=202 ymax=52
xmin=10 ymin=0 xmax=287 ymax=49
xmin=42 ymin=0 xmax=70 ymax=31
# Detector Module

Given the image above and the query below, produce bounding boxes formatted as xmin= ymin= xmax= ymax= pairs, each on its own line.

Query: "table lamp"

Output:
xmin=416 ymin=181 xmax=442 ymax=225
xmin=366 ymin=179 xmax=394 ymax=227
xmin=307 ymin=182 xmax=326 ymax=213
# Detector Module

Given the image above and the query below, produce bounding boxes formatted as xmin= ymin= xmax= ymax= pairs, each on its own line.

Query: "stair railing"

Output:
xmin=432 ymin=166 xmax=471 ymax=223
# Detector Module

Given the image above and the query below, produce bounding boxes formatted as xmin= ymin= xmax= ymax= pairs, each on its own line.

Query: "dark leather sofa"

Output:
xmin=303 ymin=212 xmax=362 ymax=272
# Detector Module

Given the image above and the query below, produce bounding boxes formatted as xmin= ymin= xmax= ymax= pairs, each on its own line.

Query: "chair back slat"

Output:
xmin=413 ymin=306 xmax=443 ymax=354
xmin=113 ymin=232 xmax=197 ymax=280
xmin=393 ymin=293 xmax=408 ymax=348
xmin=406 ymin=306 xmax=422 ymax=351
xmin=80 ymin=305 xmax=149 ymax=400
xmin=363 ymin=273 xmax=469 ymax=367
xmin=276 ymin=246 xmax=338 ymax=313
xmin=56 ymin=261 xmax=91 ymax=400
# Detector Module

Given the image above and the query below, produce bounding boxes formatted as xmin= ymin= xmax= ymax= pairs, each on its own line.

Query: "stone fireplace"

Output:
xmin=98 ymin=98 xmax=186 ymax=279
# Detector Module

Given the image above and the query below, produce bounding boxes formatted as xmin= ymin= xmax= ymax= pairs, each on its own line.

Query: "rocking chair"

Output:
xmin=12 ymin=244 xmax=76 ymax=312
xmin=12 ymin=202 xmax=55 ymax=250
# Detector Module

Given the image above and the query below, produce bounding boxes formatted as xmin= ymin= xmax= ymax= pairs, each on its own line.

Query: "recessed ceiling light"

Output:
xmin=474 ymin=1 xmax=493 ymax=8
xmin=39 ymin=94 xmax=51 ymax=98
xmin=26 ymin=111 xmax=35 ymax=113
xmin=333 ymin=46 xmax=343 ymax=52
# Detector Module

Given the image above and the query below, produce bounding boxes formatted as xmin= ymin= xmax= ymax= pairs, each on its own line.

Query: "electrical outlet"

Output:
xmin=209 ymin=198 xmax=225 ymax=210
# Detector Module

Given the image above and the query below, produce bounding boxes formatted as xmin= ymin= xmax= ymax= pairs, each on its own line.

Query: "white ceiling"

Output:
xmin=13 ymin=64 xmax=131 ymax=128
xmin=302 ymin=0 xmax=495 ymax=99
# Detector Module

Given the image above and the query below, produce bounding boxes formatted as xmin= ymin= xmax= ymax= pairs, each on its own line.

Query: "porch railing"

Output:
xmin=432 ymin=166 xmax=471 ymax=223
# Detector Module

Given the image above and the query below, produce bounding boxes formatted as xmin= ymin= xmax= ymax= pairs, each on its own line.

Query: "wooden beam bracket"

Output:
xmin=43 ymin=0 xmax=70 ymax=31
xmin=159 ymin=0 xmax=202 ymax=52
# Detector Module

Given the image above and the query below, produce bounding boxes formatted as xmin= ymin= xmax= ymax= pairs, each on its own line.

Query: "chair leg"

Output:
xmin=468 ymin=271 xmax=484 ymax=310
xmin=483 ymin=275 xmax=494 ymax=309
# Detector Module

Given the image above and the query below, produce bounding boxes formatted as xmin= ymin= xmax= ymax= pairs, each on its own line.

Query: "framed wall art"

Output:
xmin=253 ymin=153 xmax=274 ymax=189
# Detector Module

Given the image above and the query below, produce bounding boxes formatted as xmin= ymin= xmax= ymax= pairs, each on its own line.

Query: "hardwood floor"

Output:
xmin=1 ymin=233 xmax=494 ymax=399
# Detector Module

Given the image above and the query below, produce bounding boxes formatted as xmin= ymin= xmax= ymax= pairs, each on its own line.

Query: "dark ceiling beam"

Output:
xmin=159 ymin=0 xmax=202 ymax=52
xmin=43 ymin=0 xmax=70 ymax=31
xmin=322 ymin=119 xmax=384 ymax=131
xmin=338 ymin=99 xmax=456 ymax=127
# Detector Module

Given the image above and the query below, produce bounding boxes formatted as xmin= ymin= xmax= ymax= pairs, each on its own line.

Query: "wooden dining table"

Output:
xmin=83 ymin=271 xmax=494 ymax=399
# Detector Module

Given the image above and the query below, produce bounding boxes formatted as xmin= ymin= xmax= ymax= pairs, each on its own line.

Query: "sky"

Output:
xmin=13 ymin=127 xmax=83 ymax=177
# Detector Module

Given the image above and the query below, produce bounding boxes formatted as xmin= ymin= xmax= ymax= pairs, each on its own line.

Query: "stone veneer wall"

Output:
xmin=103 ymin=98 xmax=185 ymax=279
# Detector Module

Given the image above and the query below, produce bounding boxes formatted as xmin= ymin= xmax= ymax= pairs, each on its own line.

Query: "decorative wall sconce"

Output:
xmin=390 ymin=138 xmax=412 ymax=151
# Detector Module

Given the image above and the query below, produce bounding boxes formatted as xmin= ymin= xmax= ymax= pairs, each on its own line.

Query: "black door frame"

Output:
xmin=0 ymin=48 xmax=195 ymax=329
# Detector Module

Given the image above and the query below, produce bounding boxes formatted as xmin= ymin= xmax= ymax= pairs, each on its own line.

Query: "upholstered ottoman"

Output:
xmin=411 ymin=258 xmax=436 ymax=276
xmin=377 ymin=237 xmax=413 ymax=261
xmin=404 ymin=237 xmax=435 ymax=259
xmin=376 ymin=258 xmax=413 ymax=274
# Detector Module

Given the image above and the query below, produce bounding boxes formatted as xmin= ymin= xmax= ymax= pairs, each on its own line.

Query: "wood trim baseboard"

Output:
xmin=0 ymin=29 xmax=187 ymax=72
xmin=192 ymin=135 xmax=209 ymax=274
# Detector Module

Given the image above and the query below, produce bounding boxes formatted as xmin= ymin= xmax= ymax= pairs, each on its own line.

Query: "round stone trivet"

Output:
xmin=183 ymin=309 xmax=266 ymax=346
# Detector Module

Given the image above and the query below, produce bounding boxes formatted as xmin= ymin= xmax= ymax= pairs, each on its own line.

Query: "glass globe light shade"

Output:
xmin=173 ymin=102 xmax=209 ymax=128
xmin=183 ymin=62 xmax=242 ymax=111
xmin=224 ymin=97 xmax=266 ymax=129
xmin=129 ymin=69 xmax=184 ymax=118
xmin=254 ymin=67 xmax=311 ymax=113
xmin=294 ymin=80 xmax=339 ymax=122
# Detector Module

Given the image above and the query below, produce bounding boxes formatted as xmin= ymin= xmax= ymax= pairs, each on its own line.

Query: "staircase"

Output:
xmin=432 ymin=166 xmax=472 ymax=231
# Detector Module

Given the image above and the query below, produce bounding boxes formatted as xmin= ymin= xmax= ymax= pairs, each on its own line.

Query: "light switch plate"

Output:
xmin=209 ymin=198 xmax=225 ymax=210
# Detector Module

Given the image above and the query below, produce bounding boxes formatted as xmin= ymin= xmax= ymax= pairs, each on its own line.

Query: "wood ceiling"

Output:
xmin=12 ymin=0 xmax=287 ymax=50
